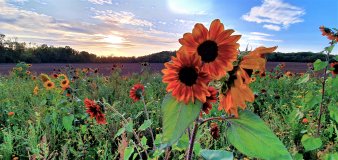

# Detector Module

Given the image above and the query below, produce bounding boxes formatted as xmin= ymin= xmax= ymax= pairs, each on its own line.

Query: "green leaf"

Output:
xmin=125 ymin=121 xmax=133 ymax=133
xmin=161 ymin=93 xmax=202 ymax=148
xmin=322 ymin=152 xmax=338 ymax=160
xmin=328 ymin=103 xmax=338 ymax=123
xmin=114 ymin=127 xmax=125 ymax=139
xmin=301 ymin=134 xmax=322 ymax=151
xmin=81 ymin=125 xmax=87 ymax=134
xmin=325 ymin=45 xmax=335 ymax=53
xmin=138 ymin=119 xmax=152 ymax=131
xmin=313 ymin=59 xmax=328 ymax=71
xmin=200 ymin=150 xmax=233 ymax=160
xmin=141 ymin=136 xmax=147 ymax=146
xmin=294 ymin=153 xmax=303 ymax=160
xmin=304 ymin=92 xmax=321 ymax=109
xmin=226 ymin=110 xmax=292 ymax=160
xmin=62 ymin=115 xmax=74 ymax=131
xmin=124 ymin=147 xmax=133 ymax=160
xmin=296 ymin=74 xmax=310 ymax=84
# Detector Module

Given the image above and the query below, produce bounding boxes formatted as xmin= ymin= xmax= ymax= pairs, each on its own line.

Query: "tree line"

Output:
xmin=0 ymin=34 xmax=333 ymax=63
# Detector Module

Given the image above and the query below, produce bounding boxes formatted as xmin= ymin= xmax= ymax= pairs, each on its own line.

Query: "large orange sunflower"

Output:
xmin=179 ymin=19 xmax=240 ymax=79
xmin=162 ymin=48 xmax=211 ymax=104
xmin=218 ymin=70 xmax=254 ymax=117
xmin=238 ymin=46 xmax=277 ymax=84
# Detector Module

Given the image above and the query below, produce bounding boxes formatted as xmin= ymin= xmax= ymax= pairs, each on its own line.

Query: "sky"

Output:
xmin=0 ymin=0 xmax=338 ymax=57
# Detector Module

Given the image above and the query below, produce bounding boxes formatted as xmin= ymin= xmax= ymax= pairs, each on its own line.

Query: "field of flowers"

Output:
xmin=1 ymin=20 xmax=338 ymax=160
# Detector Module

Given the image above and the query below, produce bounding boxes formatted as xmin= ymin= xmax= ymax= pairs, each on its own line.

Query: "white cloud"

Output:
xmin=88 ymin=0 xmax=112 ymax=5
xmin=242 ymin=0 xmax=305 ymax=31
xmin=92 ymin=9 xmax=153 ymax=27
xmin=250 ymin=32 xmax=273 ymax=36
xmin=263 ymin=24 xmax=281 ymax=31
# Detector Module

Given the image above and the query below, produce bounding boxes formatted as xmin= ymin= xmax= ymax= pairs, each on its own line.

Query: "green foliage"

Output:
xmin=226 ymin=110 xmax=292 ymax=160
xmin=138 ymin=119 xmax=152 ymax=131
xmin=62 ymin=115 xmax=74 ymax=131
xmin=301 ymin=134 xmax=323 ymax=151
xmin=313 ymin=59 xmax=328 ymax=71
xmin=200 ymin=150 xmax=233 ymax=160
xmin=161 ymin=94 xmax=202 ymax=148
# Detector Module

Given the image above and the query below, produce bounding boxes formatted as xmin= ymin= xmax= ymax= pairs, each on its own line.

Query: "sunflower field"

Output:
xmin=0 ymin=20 xmax=338 ymax=160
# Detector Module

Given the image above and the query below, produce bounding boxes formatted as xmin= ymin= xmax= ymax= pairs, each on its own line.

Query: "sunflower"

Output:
xmin=285 ymin=71 xmax=293 ymax=77
xmin=40 ymin=74 xmax=50 ymax=82
xmin=84 ymin=98 xmax=107 ymax=124
xmin=179 ymin=19 xmax=240 ymax=79
xmin=218 ymin=71 xmax=255 ymax=117
xmin=26 ymin=71 xmax=31 ymax=75
xmin=238 ymin=46 xmax=277 ymax=84
xmin=319 ymin=26 xmax=332 ymax=37
xmin=331 ymin=62 xmax=338 ymax=76
xmin=52 ymin=73 xmax=58 ymax=78
xmin=162 ymin=48 xmax=211 ymax=104
xmin=43 ymin=81 xmax=55 ymax=90
xmin=33 ymin=86 xmax=39 ymax=95
xmin=129 ymin=83 xmax=145 ymax=102
xmin=201 ymin=86 xmax=218 ymax=115
xmin=60 ymin=79 xmax=70 ymax=88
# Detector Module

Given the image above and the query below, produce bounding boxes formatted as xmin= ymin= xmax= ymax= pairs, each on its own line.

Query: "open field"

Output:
xmin=0 ymin=62 xmax=337 ymax=159
xmin=0 ymin=62 xmax=310 ymax=76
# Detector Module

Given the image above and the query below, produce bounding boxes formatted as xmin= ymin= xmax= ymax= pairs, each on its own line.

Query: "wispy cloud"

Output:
xmin=92 ymin=9 xmax=153 ymax=27
xmin=263 ymin=24 xmax=281 ymax=31
xmin=242 ymin=0 xmax=305 ymax=31
xmin=88 ymin=0 xmax=112 ymax=5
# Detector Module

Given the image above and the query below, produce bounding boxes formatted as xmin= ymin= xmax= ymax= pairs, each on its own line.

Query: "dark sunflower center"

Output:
xmin=197 ymin=40 xmax=218 ymax=63
xmin=178 ymin=67 xmax=198 ymax=86
xmin=136 ymin=89 xmax=143 ymax=98
xmin=62 ymin=81 xmax=67 ymax=84
xmin=89 ymin=106 xmax=98 ymax=115
xmin=334 ymin=64 xmax=338 ymax=73
xmin=47 ymin=83 xmax=52 ymax=87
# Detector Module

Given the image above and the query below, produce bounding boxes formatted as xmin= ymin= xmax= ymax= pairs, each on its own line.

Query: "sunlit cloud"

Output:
xmin=242 ymin=0 xmax=305 ymax=31
xmin=167 ymin=0 xmax=211 ymax=15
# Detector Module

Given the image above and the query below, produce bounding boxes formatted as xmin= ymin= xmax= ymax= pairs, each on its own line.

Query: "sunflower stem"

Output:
xmin=186 ymin=119 xmax=199 ymax=160
xmin=316 ymin=41 xmax=335 ymax=136
xmin=141 ymin=96 xmax=156 ymax=150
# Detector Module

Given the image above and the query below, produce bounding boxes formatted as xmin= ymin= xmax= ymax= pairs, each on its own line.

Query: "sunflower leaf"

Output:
xmin=62 ymin=115 xmax=74 ymax=131
xmin=313 ymin=59 xmax=328 ymax=71
xmin=200 ymin=149 xmax=233 ymax=160
xmin=226 ymin=110 xmax=292 ymax=160
xmin=160 ymin=93 xmax=202 ymax=149
xmin=138 ymin=119 xmax=152 ymax=131
xmin=301 ymin=134 xmax=322 ymax=151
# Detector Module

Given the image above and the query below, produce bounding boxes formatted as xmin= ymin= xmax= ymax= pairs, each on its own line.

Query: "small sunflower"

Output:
xmin=238 ymin=46 xmax=277 ymax=84
xmin=26 ymin=71 xmax=31 ymax=75
xmin=210 ymin=122 xmax=220 ymax=140
xmin=319 ymin=26 xmax=332 ymax=37
xmin=285 ymin=71 xmax=293 ymax=77
xmin=162 ymin=48 xmax=211 ymax=104
xmin=84 ymin=98 xmax=107 ymax=124
xmin=179 ymin=19 xmax=240 ymax=79
xmin=60 ymin=79 xmax=70 ymax=88
xmin=129 ymin=83 xmax=145 ymax=102
xmin=44 ymin=81 xmax=55 ymax=90
xmin=330 ymin=62 xmax=338 ymax=76
xmin=201 ymin=86 xmax=218 ymax=115
xmin=218 ymin=71 xmax=254 ymax=117
xmin=33 ymin=86 xmax=39 ymax=95
xmin=40 ymin=74 xmax=50 ymax=82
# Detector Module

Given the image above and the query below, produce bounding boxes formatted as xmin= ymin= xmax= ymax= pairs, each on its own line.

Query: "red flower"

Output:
xmin=8 ymin=112 xmax=15 ymax=116
xmin=201 ymin=87 xmax=218 ymax=115
xmin=210 ymin=122 xmax=220 ymax=139
xmin=129 ymin=83 xmax=145 ymax=102
xmin=84 ymin=98 xmax=107 ymax=124
xmin=330 ymin=62 xmax=338 ymax=76
xmin=302 ymin=118 xmax=308 ymax=124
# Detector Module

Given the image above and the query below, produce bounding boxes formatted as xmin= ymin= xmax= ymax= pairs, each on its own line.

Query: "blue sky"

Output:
xmin=0 ymin=0 xmax=337 ymax=56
